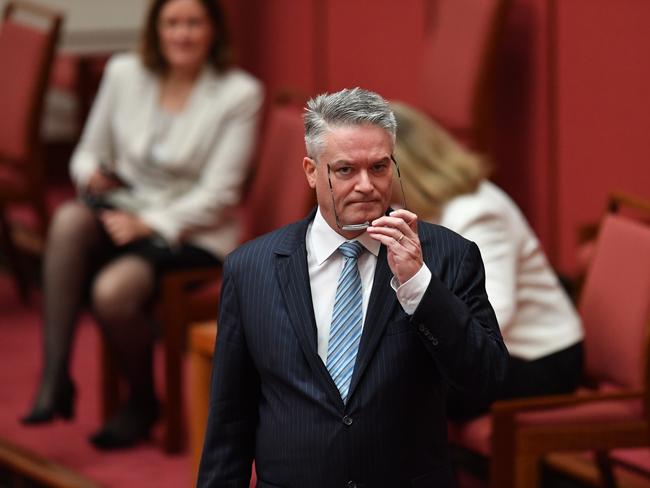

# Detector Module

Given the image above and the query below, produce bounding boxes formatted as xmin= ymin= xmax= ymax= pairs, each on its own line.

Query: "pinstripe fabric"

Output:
xmin=197 ymin=208 xmax=508 ymax=488
xmin=326 ymin=241 xmax=364 ymax=403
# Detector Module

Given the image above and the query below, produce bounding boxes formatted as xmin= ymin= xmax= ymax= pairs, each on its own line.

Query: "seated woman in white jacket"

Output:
xmin=21 ymin=0 xmax=263 ymax=448
xmin=390 ymin=102 xmax=584 ymax=419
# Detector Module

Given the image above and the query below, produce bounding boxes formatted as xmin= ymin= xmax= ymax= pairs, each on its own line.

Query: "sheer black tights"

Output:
xmin=31 ymin=201 xmax=156 ymax=413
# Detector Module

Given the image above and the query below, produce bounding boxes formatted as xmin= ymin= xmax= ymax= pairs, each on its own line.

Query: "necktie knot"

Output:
xmin=339 ymin=241 xmax=363 ymax=260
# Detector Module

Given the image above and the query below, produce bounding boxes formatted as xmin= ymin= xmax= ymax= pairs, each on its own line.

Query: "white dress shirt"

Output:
xmin=306 ymin=208 xmax=431 ymax=363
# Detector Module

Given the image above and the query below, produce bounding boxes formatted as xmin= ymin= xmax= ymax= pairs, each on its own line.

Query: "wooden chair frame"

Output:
xmin=488 ymin=210 xmax=650 ymax=488
xmin=490 ymin=386 xmax=650 ymax=487
xmin=101 ymin=266 xmax=221 ymax=453
xmin=0 ymin=0 xmax=63 ymax=301
xmin=578 ymin=191 xmax=650 ymax=249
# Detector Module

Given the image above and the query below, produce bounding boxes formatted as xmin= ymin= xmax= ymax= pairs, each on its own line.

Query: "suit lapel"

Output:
xmin=348 ymin=244 xmax=398 ymax=399
xmin=274 ymin=211 xmax=345 ymax=410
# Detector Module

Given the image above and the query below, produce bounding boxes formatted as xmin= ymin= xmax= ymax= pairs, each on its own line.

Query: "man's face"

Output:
xmin=303 ymin=124 xmax=394 ymax=238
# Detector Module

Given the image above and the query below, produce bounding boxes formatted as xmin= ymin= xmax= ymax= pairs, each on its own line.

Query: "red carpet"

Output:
xmin=0 ymin=274 xmax=192 ymax=487
xmin=0 ymin=273 xmax=488 ymax=488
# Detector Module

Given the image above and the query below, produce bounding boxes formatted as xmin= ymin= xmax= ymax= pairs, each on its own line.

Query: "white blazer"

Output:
xmin=70 ymin=53 xmax=264 ymax=259
xmin=439 ymin=181 xmax=584 ymax=360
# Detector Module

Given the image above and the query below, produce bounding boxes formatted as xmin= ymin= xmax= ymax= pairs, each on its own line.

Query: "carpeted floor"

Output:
xmin=0 ymin=273 xmax=193 ymax=487
xmin=0 ymin=271 xmax=488 ymax=488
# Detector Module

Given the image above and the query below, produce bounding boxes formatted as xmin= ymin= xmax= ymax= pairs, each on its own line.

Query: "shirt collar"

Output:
xmin=310 ymin=206 xmax=380 ymax=265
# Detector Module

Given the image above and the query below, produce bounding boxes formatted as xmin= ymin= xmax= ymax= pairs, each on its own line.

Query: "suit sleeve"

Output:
xmin=197 ymin=259 xmax=259 ymax=488
xmin=411 ymin=239 xmax=509 ymax=400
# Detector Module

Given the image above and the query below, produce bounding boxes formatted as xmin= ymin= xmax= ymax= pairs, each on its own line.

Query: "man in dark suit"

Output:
xmin=198 ymin=88 xmax=508 ymax=488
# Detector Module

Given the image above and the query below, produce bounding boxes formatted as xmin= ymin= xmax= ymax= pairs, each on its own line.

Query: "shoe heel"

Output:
xmin=58 ymin=382 xmax=76 ymax=420
xmin=20 ymin=380 xmax=76 ymax=425
xmin=59 ymin=396 xmax=74 ymax=420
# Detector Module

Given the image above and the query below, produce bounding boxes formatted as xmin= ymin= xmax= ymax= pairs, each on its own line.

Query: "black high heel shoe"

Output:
xmin=89 ymin=397 xmax=160 ymax=450
xmin=21 ymin=380 xmax=76 ymax=425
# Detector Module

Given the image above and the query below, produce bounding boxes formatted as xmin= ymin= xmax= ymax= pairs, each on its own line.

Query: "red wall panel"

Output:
xmin=556 ymin=0 xmax=650 ymax=274
xmin=226 ymin=0 xmax=319 ymax=100
xmin=322 ymin=0 xmax=428 ymax=105
xmin=231 ymin=0 xmax=650 ymax=277
xmin=487 ymin=0 xmax=553 ymax=255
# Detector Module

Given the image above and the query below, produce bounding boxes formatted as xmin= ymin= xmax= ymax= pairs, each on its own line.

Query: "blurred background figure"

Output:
xmin=21 ymin=0 xmax=263 ymax=450
xmin=390 ymin=101 xmax=584 ymax=419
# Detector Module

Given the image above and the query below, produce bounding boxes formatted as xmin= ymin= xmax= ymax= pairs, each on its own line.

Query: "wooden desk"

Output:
xmin=188 ymin=321 xmax=257 ymax=487
xmin=188 ymin=321 xmax=217 ymax=482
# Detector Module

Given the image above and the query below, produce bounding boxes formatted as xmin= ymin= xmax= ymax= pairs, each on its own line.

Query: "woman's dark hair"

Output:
xmin=140 ymin=0 xmax=231 ymax=73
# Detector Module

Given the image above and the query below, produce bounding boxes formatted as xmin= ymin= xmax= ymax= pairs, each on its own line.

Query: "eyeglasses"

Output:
xmin=327 ymin=155 xmax=408 ymax=232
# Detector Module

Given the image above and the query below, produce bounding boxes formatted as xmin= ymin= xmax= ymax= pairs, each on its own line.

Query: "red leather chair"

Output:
xmin=576 ymin=192 xmax=650 ymax=295
xmin=101 ymin=102 xmax=314 ymax=453
xmin=418 ymin=0 xmax=510 ymax=151
xmin=0 ymin=0 xmax=62 ymax=301
xmin=449 ymin=213 xmax=650 ymax=488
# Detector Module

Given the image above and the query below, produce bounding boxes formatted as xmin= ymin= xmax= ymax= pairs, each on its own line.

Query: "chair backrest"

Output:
xmin=240 ymin=103 xmax=314 ymax=242
xmin=0 ymin=1 xmax=62 ymax=161
xmin=607 ymin=191 xmax=650 ymax=225
xmin=580 ymin=214 xmax=650 ymax=391
xmin=418 ymin=0 xmax=509 ymax=149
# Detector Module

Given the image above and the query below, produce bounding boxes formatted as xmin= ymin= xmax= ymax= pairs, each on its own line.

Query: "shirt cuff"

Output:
xmin=390 ymin=263 xmax=432 ymax=315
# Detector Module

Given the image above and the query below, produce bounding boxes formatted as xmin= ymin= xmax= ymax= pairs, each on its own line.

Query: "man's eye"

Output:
xmin=372 ymin=163 xmax=389 ymax=173
xmin=336 ymin=167 xmax=353 ymax=175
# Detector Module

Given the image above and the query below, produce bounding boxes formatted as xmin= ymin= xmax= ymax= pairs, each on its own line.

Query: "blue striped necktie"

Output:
xmin=326 ymin=240 xmax=364 ymax=404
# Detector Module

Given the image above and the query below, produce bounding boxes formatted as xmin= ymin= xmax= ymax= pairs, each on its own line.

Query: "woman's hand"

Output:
xmin=86 ymin=168 xmax=125 ymax=195
xmin=367 ymin=209 xmax=422 ymax=285
xmin=100 ymin=210 xmax=154 ymax=246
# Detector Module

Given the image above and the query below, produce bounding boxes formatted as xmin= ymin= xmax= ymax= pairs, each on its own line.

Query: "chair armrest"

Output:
xmin=159 ymin=265 xmax=222 ymax=340
xmin=489 ymin=389 xmax=646 ymax=479
xmin=160 ymin=266 xmax=222 ymax=296
xmin=491 ymin=389 xmax=644 ymax=417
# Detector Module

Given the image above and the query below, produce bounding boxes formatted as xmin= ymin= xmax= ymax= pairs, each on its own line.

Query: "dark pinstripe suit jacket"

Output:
xmin=198 ymin=209 xmax=507 ymax=488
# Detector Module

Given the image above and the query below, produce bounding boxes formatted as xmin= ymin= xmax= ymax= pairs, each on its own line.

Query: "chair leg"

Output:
xmin=490 ymin=412 xmax=517 ymax=488
xmin=0 ymin=211 xmax=30 ymax=303
xmin=514 ymin=451 xmax=541 ymax=488
xmin=162 ymin=283 xmax=186 ymax=454
xmin=595 ymin=451 xmax=618 ymax=488
xmin=100 ymin=337 xmax=121 ymax=421
xmin=164 ymin=324 xmax=183 ymax=453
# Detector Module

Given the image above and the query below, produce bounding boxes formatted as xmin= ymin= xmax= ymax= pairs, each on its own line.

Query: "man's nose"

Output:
xmin=354 ymin=170 xmax=374 ymax=192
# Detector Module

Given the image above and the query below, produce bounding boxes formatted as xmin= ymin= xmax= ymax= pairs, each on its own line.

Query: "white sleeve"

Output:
xmin=455 ymin=211 xmax=518 ymax=332
xmin=69 ymin=56 xmax=120 ymax=190
xmin=390 ymin=263 xmax=432 ymax=315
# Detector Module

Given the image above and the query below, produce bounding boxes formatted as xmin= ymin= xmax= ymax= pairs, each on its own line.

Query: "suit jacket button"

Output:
xmin=418 ymin=323 xmax=426 ymax=332
xmin=342 ymin=415 xmax=353 ymax=426
xmin=431 ymin=337 xmax=439 ymax=345
xmin=347 ymin=481 xmax=357 ymax=488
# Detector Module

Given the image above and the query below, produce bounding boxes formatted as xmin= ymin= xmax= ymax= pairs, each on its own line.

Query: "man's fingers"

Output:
xmin=389 ymin=209 xmax=417 ymax=231
xmin=371 ymin=216 xmax=415 ymax=238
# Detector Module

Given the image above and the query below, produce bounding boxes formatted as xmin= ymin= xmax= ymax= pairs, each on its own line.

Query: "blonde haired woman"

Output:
xmin=391 ymin=102 xmax=584 ymax=419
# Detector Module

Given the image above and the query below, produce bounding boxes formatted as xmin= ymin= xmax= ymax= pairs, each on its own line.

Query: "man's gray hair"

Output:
xmin=304 ymin=87 xmax=397 ymax=159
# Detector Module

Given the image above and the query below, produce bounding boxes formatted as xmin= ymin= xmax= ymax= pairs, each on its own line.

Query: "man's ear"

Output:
xmin=303 ymin=157 xmax=317 ymax=189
